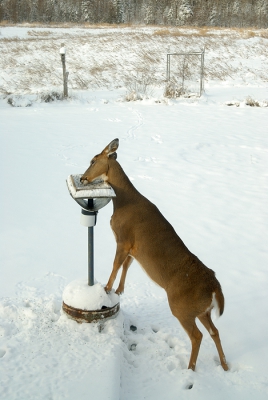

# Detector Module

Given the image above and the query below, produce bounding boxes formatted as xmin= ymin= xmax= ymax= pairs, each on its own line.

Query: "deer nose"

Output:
xmin=80 ymin=176 xmax=88 ymax=184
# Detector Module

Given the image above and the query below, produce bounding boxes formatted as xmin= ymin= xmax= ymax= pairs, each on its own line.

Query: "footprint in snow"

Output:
xmin=151 ymin=135 xmax=162 ymax=144
xmin=135 ymin=156 xmax=158 ymax=163
xmin=0 ymin=349 xmax=6 ymax=358
xmin=129 ymin=343 xmax=137 ymax=351
xmin=185 ymin=383 xmax=194 ymax=390
xmin=106 ymin=118 xmax=121 ymax=122
xmin=130 ymin=325 xmax=137 ymax=332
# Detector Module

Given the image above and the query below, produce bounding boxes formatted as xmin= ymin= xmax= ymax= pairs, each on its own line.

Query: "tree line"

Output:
xmin=0 ymin=0 xmax=267 ymax=28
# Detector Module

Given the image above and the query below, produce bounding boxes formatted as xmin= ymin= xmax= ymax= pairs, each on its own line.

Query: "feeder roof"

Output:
xmin=66 ymin=174 xmax=116 ymax=199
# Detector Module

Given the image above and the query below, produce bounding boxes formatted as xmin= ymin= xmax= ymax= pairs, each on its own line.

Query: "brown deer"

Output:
xmin=81 ymin=138 xmax=229 ymax=371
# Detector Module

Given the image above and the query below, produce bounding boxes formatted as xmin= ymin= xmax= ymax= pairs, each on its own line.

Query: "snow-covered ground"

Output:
xmin=0 ymin=26 xmax=268 ymax=399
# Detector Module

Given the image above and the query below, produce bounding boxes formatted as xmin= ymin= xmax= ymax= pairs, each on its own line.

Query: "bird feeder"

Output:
xmin=62 ymin=174 xmax=120 ymax=323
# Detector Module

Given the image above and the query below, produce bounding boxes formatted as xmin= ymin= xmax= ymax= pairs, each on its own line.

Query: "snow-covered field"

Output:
xmin=0 ymin=26 xmax=268 ymax=399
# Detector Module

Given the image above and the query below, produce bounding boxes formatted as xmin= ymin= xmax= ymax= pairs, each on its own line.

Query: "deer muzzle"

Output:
xmin=80 ymin=176 xmax=89 ymax=185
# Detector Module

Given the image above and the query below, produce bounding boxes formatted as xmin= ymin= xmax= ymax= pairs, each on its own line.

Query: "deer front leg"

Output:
xmin=115 ymin=255 xmax=133 ymax=295
xmin=105 ymin=243 xmax=129 ymax=293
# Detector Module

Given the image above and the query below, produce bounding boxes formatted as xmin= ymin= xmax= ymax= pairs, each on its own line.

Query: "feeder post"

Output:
xmin=80 ymin=198 xmax=97 ymax=286
xmin=86 ymin=199 xmax=97 ymax=286
xmin=64 ymin=175 xmax=119 ymax=324
xmin=60 ymin=43 xmax=68 ymax=98
xmin=87 ymin=225 xmax=94 ymax=286
xmin=87 ymin=197 xmax=96 ymax=287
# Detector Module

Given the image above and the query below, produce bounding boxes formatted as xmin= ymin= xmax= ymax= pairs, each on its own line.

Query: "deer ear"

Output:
xmin=103 ymin=138 xmax=119 ymax=157
xmin=109 ymin=152 xmax=117 ymax=160
xmin=108 ymin=138 xmax=119 ymax=155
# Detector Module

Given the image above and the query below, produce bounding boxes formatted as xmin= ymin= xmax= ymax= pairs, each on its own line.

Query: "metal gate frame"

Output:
xmin=166 ymin=48 xmax=205 ymax=97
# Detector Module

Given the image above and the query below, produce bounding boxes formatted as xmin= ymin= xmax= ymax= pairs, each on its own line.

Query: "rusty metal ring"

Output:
xmin=62 ymin=301 xmax=120 ymax=323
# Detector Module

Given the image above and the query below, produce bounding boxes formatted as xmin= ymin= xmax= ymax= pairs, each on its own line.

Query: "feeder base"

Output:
xmin=62 ymin=301 xmax=120 ymax=323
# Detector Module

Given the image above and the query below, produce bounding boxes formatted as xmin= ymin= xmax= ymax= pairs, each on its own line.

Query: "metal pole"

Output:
xmin=200 ymin=48 xmax=205 ymax=96
xmin=166 ymin=54 xmax=169 ymax=81
xmin=88 ymin=224 xmax=94 ymax=286
xmin=87 ymin=199 xmax=95 ymax=286
xmin=182 ymin=55 xmax=186 ymax=92
xmin=166 ymin=46 xmax=171 ymax=82
xmin=202 ymin=48 xmax=205 ymax=92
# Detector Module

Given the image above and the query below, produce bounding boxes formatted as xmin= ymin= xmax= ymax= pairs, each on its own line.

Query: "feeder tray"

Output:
xmin=62 ymin=301 xmax=120 ymax=324
xmin=66 ymin=174 xmax=115 ymax=211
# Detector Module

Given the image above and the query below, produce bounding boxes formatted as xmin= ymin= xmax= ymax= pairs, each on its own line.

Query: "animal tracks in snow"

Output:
xmin=105 ymin=118 xmax=121 ymax=122
xmin=151 ymin=134 xmax=162 ymax=144
xmin=125 ymin=108 xmax=143 ymax=140
xmin=135 ymin=156 xmax=158 ymax=163
xmin=122 ymin=318 xmax=188 ymax=373
xmin=119 ymin=316 xmax=198 ymax=398
xmin=0 ymin=348 xmax=6 ymax=358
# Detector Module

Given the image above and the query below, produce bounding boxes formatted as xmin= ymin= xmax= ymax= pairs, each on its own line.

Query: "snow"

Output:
xmin=0 ymin=26 xmax=268 ymax=400
xmin=62 ymin=280 xmax=119 ymax=310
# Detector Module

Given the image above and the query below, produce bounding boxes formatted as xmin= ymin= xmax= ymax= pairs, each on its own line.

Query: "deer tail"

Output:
xmin=213 ymin=287 xmax=225 ymax=318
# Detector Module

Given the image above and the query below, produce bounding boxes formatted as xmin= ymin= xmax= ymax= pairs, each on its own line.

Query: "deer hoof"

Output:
xmin=104 ymin=285 xmax=111 ymax=293
xmin=222 ymin=363 xmax=229 ymax=371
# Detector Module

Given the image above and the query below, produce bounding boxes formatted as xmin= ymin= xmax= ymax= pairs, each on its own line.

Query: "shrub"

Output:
xmin=39 ymin=91 xmax=63 ymax=102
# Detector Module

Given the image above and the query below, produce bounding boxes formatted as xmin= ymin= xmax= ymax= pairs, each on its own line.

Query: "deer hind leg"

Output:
xmin=170 ymin=305 xmax=203 ymax=371
xmin=198 ymin=311 xmax=229 ymax=371
xmin=181 ymin=318 xmax=203 ymax=371
xmin=105 ymin=243 xmax=130 ymax=293
xmin=115 ymin=255 xmax=133 ymax=295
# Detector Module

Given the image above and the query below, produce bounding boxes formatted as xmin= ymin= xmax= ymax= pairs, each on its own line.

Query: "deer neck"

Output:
xmin=107 ymin=159 xmax=139 ymax=207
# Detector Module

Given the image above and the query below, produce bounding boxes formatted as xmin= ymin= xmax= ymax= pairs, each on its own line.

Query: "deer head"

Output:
xmin=80 ymin=138 xmax=119 ymax=185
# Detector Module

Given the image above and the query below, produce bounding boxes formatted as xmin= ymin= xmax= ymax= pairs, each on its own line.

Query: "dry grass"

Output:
xmin=0 ymin=25 xmax=267 ymax=99
xmin=164 ymin=81 xmax=186 ymax=98
xmin=1 ymin=21 xmax=268 ymax=38
xmin=123 ymin=68 xmax=156 ymax=101
xmin=27 ymin=30 xmax=54 ymax=37
xmin=0 ymin=20 xmax=10 ymax=26
xmin=153 ymin=26 xmax=268 ymax=39
xmin=226 ymin=97 xmax=268 ymax=107
xmin=0 ymin=21 xmax=135 ymax=30
xmin=39 ymin=91 xmax=63 ymax=102
xmin=245 ymin=96 xmax=260 ymax=107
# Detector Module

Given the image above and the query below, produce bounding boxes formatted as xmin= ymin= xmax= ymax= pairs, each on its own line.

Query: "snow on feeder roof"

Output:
xmin=66 ymin=174 xmax=115 ymax=199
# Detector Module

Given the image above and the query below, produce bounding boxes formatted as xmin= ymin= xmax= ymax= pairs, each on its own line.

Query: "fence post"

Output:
xmin=200 ymin=47 xmax=205 ymax=96
xmin=166 ymin=45 xmax=172 ymax=81
xmin=60 ymin=43 xmax=68 ymax=98
xmin=182 ymin=55 xmax=187 ymax=92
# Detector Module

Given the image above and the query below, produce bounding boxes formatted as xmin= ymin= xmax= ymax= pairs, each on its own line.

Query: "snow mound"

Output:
xmin=62 ymin=279 xmax=119 ymax=310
